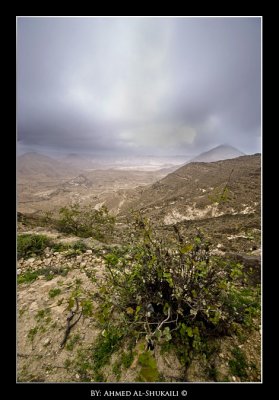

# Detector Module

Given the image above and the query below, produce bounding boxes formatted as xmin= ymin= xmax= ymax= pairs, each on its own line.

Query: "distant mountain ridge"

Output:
xmin=17 ymin=152 xmax=79 ymax=179
xmin=188 ymin=145 xmax=245 ymax=163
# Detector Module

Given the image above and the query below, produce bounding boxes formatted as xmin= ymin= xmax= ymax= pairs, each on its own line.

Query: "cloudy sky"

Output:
xmin=17 ymin=17 xmax=261 ymax=157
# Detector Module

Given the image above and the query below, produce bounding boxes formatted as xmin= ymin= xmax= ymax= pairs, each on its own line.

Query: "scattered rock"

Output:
xmin=251 ymin=248 xmax=261 ymax=257
xmin=43 ymin=338 xmax=51 ymax=346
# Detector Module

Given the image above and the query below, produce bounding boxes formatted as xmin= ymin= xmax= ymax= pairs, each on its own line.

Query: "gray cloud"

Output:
xmin=17 ymin=17 xmax=261 ymax=156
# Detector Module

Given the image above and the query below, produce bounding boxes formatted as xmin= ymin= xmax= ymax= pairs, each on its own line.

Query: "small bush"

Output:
xmin=48 ymin=288 xmax=61 ymax=298
xmin=51 ymin=242 xmax=70 ymax=252
xmin=17 ymin=234 xmax=52 ymax=259
xmin=229 ymin=347 xmax=248 ymax=378
xmin=17 ymin=270 xmax=40 ymax=284
xmin=27 ymin=327 xmax=38 ymax=342
xmin=57 ymin=203 xmax=115 ymax=240
xmin=92 ymin=326 xmax=124 ymax=372
xmin=72 ymin=240 xmax=88 ymax=252
xmin=95 ymin=213 xmax=260 ymax=372
xmin=121 ymin=351 xmax=134 ymax=369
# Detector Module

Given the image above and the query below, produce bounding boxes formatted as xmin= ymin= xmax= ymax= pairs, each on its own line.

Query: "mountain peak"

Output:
xmin=189 ymin=144 xmax=245 ymax=163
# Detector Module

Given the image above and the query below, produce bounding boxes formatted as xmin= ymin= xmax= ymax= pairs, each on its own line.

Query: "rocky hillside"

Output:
xmin=17 ymin=228 xmax=261 ymax=383
xmin=17 ymin=153 xmax=261 ymax=383
xmin=120 ymin=154 xmax=260 ymax=220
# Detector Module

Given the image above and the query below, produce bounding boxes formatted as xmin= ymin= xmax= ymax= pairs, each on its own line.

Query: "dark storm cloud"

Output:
xmin=17 ymin=17 xmax=261 ymax=155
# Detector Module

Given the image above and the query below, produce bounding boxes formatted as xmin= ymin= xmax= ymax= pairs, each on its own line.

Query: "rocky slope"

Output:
xmin=17 ymin=229 xmax=261 ymax=383
xmin=17 ymin=152 xmax=261 ymax=383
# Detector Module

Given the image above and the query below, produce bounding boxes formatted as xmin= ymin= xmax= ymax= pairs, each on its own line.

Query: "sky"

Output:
xmin=17 ymin=17 xmax=261 ymax=157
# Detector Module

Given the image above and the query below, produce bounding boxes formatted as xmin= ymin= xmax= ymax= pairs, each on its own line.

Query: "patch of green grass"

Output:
xmin=121 ymin=351 xmax=134 ymax=369
xmin=17 ymin=270 xmax=40 ymax=284
xmin=94 ymin=371 xmax=106 ymax=382
xmin=72 ymin=241 xmax=88 ymax=252
xmin=64 ymin=358 xmax=72 ymax=369
xmin=228 ymin=347 xmax=248 ymax=378
xmin=65 ymin=334 xmax=81 ymax=351
xmin=18 ymin=267 xmax=61 ymax=284
xmin=208 ymin=365 xmax=218 ymax=381
xmin=35 ymin=308 xmax=51 ymax=321
xmin=48 ymin=288 xmax=61 ymax=298
xmin=27 ymin=326 xmax=38 ymax=342
xmin=92 ymin=327 xmax=124 ymax=371
xmin=17 ymin=234 xmax=52 ymax=259
xmin=51 ymin=243 xmax=70 ymax=252
xmin=225 ymin=286 xmax=260 ymax=328
xmin=160 ymin=341 xmax=175 ymax=355
xmin=72 ymin=349 xmax=94 ymax=381
xmin=18 ymin=308 xmax=26 ymax=317
xmin=81 ymin=299 xmax=93 ymax=317
xmin=112 ymin=360 xmax=122 ymax=381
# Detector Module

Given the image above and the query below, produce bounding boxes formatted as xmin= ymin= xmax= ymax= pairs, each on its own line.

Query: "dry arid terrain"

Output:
xmin=17 ymin=148 xmax=261 ymax=383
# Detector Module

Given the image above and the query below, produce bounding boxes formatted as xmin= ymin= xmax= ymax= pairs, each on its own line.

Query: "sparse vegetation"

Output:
xmin=92 ymin=326 xmax=125 ymax=372
xmin=93 ymin=214 xmax=260 ymax=379
xmin=121 ymin=350 xmax=134 ymax=369
xmin=17 ymin=265 xmax=69 ymax=284
xmin=35 ymin=308 xmax=51 ymax=324
xmin=27 ymin=327 xmax=39 ymax=342
xmin=17 ymin=234 xmax=52 ymax=259
xmin=17 ymin=270 xmax=40 ymax=284
xmin=17 ymin=153 xmax=261 ymax=383
xmin=65 ymin=334 xmax=81 ymax=351
xmin=57 ymin=203 xmax=115 ymax=240
xmin=229 ymin=347 xmax=248 ymax=378
xmin=48 ymin=288 xmax=61 ymax=298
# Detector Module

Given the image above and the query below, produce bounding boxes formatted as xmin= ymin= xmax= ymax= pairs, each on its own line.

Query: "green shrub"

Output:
xmin=51 ymin=242 xmax=70 ymax=252
xmin=72 ymin=240 xmax=88 ymax=252
xmin=57 ymin=203 xmax=115 ymax=240
xmin=121 ymin=351 xmax=134 ymax=369
xmin=17 ymin=234 xmax=52 ymax=259
xmin=92 ymin=326 xmax=124 ymax=372
xmin=17 ymin=270 xmax=40 ymax=284
xmin=95 ymin=213 xmax=260 ymax=368
xmin=229 ymin=347 xmax=248 ymax=378
xmin=48 ymin=288 xmax=61 ymax=298
xmin=27 ymin=327 xmax=38 ymax=342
